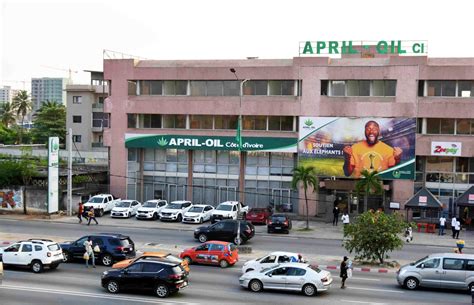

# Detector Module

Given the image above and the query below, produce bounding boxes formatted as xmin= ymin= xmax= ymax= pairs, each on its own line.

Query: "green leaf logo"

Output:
xmin=157 ymin=137 xmax=168 ymax=146
xmin=304 ymin=119 xmax=313 ymax=127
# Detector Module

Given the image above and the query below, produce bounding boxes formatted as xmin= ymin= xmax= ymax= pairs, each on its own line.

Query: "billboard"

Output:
xmin=48 ymin=137 xmax=59 ymax=214
xmin=298 ymin=117 xmax=416 ymax=180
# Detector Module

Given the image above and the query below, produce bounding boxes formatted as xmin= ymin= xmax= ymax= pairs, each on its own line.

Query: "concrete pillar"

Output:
xmin=187 ymin=150 xmax=193 ymax=201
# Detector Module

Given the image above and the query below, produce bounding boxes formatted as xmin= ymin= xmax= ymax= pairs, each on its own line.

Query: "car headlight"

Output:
xmin=194 ymin=229 xmax=200 ymax=232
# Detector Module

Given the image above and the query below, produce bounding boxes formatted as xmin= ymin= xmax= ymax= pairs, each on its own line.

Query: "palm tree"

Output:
xmin=12 ymin=90 xmax=32 ymax=144
xmin=355 ymin=170 xmax=383 ymax=212
xmin=291 ymin=165 xmax=318 ymax=230
xmin=0 ymin=101 xmax=17 ymax=127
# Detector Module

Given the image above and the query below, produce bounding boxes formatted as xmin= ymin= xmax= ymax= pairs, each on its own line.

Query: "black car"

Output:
xmin=194 ymin=220 xmax=255 ymax=244
xmin=102 ymin=258 xmax=188 ymax=298
xmin=60 ymin=233 xmax=135 ymax=266
xmin=267 ymin=214 xmax=292 ymax=234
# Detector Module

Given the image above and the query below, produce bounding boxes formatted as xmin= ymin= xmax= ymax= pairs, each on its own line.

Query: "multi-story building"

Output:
xmin=0 ymin=86 xmax=20 ymax=103
xmin=65 ymin=71 xmax=108 ymax=152
xmin=31 ymin=77 xmax=67 ymax=110
xmin=103 ymin=51 xmax=474 ymax=217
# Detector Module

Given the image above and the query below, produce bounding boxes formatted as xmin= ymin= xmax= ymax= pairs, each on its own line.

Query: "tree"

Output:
xmin=291 ymin=165 xmax=318 ymax=230
xmin=0 ymin=102 xmax=17 ymax=127
xmin=343 ymin=210 xmax=409 ymax=264
xmin=12 ymin=90 xmax=32 ymax=144
xmin=31 ymin=100 xmax=66 ymax=145
xmin=355 ymin=169 xmax=383 ymax=212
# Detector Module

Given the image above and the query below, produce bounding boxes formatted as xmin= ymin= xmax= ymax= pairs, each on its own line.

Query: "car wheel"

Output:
xmin=183 ymin=256 xmax=192 ymax=264
xmin=469 ymin=282 xmax=474 ymax=292
xmin=101 ymin=254 xmax=113 ymax=266
xmin=177 ymin=214 xmax=182 ymax=222
xmin=106 ymin=280 xmax=120 ymax=294
xmin=63 ymin=251 xmax=72 ymax=262
xmin=404 ymin=277 xmax=419 ymax=290
xmin=155 ymin=283 xmax=170 ymax=298
xmin=31 ymin=260 xmax=44 ymax=273
xmin=49 ymin=263 xmax=59 ymax=270
xmin=245 ymin=268 xmax=254 ymax=273
xmin=285 ymin=230 xmax=290 ymax=234
xmin=302 ymin=284 xmax=317 ymax=296
xmin=153 ymin=213 xmax=158 ymax=220
xmin=198 ymin=234 xmax=208 ymax=243
xmin=249 ymin=279 xmax=263 ymax=292
xmin=199 ymin=217 xmax=203 ymax=224
xmin=219 ymin=259 xmax=229 ymax=268
xmin=267 ymin=228 xmax=272 ymax=234
xmin=98 ymin=209 xmax=104 ymax=217
xmin=234 ymin=235 xmax=244 ymax=245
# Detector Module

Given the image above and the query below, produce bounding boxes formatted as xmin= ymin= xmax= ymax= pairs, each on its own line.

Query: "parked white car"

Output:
xmin=242 ymin=251 xmax=304 ymax=274
xmin=239 ymin=263 xmax=332 ymax=296
xmin=111 ymin=200 xmax=142 ymax=218
xmin=136 ymin=199 xmax=168 ymax=220
xmin=84 ymin=194 xmax=121 ymax=217
xmin=182 ymin=204 xmax=214 ymax=224
xmin=159 ymin=201 xmax=193 ymax=222
xmin=0 ymin=239 xmax=64 ymax=273
xmin=211 ymin=201 xmax=249 ymax=223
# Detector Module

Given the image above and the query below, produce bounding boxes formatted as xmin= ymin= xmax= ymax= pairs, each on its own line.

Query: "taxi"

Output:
xmin=112 ymin=251 xmax=190 ymax=273
xmin=180 ymin=241 xmax=238 ymax=268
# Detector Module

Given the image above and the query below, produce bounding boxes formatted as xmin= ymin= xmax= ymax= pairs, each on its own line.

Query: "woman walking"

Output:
xmin=340 ymin=256 xmax=349 ymax=289
xmin=87 ymin=207 xmax=99 ymax=225
xmin=83 ymin=237 xmax=96 ymax=268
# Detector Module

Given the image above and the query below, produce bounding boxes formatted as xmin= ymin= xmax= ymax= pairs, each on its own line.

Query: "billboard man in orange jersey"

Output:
xmin=343 ymin=121 xmax=403 ymax=178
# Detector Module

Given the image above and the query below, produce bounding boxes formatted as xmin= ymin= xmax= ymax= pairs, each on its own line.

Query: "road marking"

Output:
xmin=0 ymin=284 xmax=198 ymax=305
xmin=351 ymin=277 xmax=381 ymax=281
xmin=340 ymin=300 xmax=386 ymax=305
xmin=347 ymin=286 xmax=404 ymax=294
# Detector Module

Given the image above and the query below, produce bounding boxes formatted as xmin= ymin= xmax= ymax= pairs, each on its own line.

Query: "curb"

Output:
xmin=316 ymin=264 xmax=393 ymax=273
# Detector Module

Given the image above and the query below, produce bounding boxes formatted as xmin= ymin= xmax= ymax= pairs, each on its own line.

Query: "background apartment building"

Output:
xmin=31 ymin=77 xmax=67 ymax=111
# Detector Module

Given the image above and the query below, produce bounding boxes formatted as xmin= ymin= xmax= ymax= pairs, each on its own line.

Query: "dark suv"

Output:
xmin=267 ymin=214 xmax=292 ymax=234
xmin=102 ymin=258 xmax=188 ymax=298
xmin=194 ymin=220 xmax=255 ymax=244
xmin=60 ymin=233 xmax=135 ymax=266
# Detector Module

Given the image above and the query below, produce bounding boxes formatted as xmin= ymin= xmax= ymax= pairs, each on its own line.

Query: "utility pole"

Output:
xmin=68 ymin=128 xmax=73 ymax=216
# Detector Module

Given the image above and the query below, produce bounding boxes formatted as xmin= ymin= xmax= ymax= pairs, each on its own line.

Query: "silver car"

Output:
xmin=239 ymin=263 xmax=332 ymax=296
xmin=397 ymin=253 xmax=474 ymax=291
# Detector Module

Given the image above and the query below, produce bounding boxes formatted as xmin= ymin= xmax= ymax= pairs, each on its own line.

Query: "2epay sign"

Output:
xmin=431 ymin=142 xmax=462 ymax=156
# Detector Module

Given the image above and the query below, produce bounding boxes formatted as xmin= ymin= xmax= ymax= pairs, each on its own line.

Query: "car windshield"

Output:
xmin=143 ymin=201 xmax=158 ymax=208
xmin=116 ymin=201 xmax=131 ymax=208
xmin=251 ymin=209 xmax=265 ymax=213
xmin=411 ymin=256 xmax=428 ymax=266
xmin=309 ymin=265 xmax=321 ymax=273
xmin=272 ymin=216 xmax=286 ymax=222
xmin=188 ymin=206 xmax=204 ymax=213
xmin=217 ymin=205 xmax=232 ymax=211
xmin=167 ymin=204 xmax=183 ymax=209
xmin=48 ymin=244 xmax=60 ymax=251
xmin=165 ymin=254 xmax=183 ymax=263
xmin=88 ymin=197 xmax=103 ymax=203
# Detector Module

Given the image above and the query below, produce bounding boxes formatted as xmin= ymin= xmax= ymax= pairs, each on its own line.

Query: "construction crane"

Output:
xmin=40 ymin=65 xmax=79 ymax=84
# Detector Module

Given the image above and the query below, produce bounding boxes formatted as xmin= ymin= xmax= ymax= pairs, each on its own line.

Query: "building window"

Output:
xmin=326 ymin=80 xmax=396 ymax=97
xmin=190 ymin=115 xmax=213 ymax=129
xmin=243 ymin=81 xmax=268 ymax=96
xmin=458 ymin=81 xmax=474 ymax=97
xmin=214 ymin=115 xmax=238 ymax=129
xmin=163 ymin=114 xmax=186 ymax=129
xmin=243 ymin=116 xmax=267 ymax=130
xmin=72 ymin=135 xmax=81 ymax=143
xmin=421 ymin=80 xmax=473 ymax=97
xmin=128 ymin=81 xmax=137 ymax=95
xmin=163 ymin=81 xmax=187 ymax=96
xmin=138 ymin=114 xmax=162 ymax=128
xmin=268 ymin=116 xmax=294 ymax=131
xmin=72 ymin=115 xmax=82 ymax=123
xmin=424 ymin=118 xmax=474 ymax=135
xmin=127 ymin=114 xmax=137 ymax=128
xmin=268 ymin=81 xmax=295 ymax=96
xmin=72 ymin=96 xmax=82 ymax=104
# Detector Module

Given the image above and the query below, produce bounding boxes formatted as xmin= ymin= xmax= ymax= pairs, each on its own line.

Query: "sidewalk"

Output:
xmin=0 ymin=212 xmax=470 ymax=249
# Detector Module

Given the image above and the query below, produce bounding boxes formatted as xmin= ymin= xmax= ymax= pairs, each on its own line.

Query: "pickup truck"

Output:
xmin=83 ymin=194 xmax=121 ymax=217
xmin=211 ymin=201 xmax=249 ymax=223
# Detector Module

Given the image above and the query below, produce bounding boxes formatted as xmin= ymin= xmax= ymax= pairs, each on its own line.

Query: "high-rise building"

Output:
xmin=0 ymin=86 xmax=20 ymax=103
xmin=31 ymin=78 xmax=67 ymax=110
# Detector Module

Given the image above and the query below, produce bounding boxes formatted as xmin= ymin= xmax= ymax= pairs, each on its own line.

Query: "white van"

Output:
xmin=397 ymin=253 xmax=474 ymax=291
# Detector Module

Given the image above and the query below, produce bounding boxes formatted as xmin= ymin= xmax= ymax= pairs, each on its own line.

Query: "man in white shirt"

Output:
xmin=341 ymin=212 xmax=350 ymax=225
xmin=451 ymin=217 xmax=457 ymax=239
xmin=454 ymin=220 xmax=461 ymax=239
xmin=439 ymin=215 xmax=446 ymax=236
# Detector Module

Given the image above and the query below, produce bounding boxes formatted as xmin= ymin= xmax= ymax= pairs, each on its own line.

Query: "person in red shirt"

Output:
xmin=77 ymin=202 xmax=85 ymax=224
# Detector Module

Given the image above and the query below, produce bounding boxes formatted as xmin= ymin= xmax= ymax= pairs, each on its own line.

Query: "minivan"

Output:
xmin=397 ymin=253 xmax=474 ymax=291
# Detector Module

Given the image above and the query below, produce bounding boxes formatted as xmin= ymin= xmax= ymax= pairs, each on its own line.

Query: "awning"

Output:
xmin=404 ymin=187 xmax=443 ymax=209
xmin=455 ymin=186 xmax=474 ymax=206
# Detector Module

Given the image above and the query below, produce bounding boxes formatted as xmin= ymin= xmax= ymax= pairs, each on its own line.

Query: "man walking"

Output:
xmin=333 ymin=205 xmax=340 ymax=226
xmin=451 ymin=216 xmax=457 ymax=239
xmin=87 ymin=207 xmax=99 ymax=226
xmin=454 ymin=219 xmax=461 ymax=239
xmin=340 ymin=256 xmax=349 ymax=289
xmin=77 ymin=202 xmax=85 ymax=224
xmin=439 ymin=215 xmax=446 ymax=236
xmin=83 ymin=237 xmax=96 ymax=268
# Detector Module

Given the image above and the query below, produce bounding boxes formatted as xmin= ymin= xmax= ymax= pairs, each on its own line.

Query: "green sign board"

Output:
xmin=125 ymin=134 xmax=297 ymax=152
xmin=299 ymin=40 xmax=427 ymax=56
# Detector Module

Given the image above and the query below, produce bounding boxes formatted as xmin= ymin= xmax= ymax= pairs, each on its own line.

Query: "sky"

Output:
xmin=1 ymin=0 xmax=473 ymax=89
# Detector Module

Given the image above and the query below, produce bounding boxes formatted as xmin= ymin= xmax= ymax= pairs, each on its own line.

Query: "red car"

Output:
xmin=179 ymin=241 xmax=238 ymax=268
xmin=245 ymin=207 xmax=272 ymax=224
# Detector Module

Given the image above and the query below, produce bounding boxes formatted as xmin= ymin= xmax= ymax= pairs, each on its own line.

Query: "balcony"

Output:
xmin=92 ymin=103 xmax=104 ymax=112
xmin=91 ymin=142 xmax=104 ymax=148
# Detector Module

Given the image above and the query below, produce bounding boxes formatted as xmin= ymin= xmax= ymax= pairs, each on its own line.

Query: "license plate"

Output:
xmin=179 ymin=281 xmax=188 ymax=288
xmin=275 ymin=226 xmax=281 ymax=229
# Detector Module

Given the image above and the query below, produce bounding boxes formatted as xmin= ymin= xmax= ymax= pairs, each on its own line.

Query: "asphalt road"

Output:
xmin=0 ymin=218 xmax=458 ymax=263
xmin=0 ymin=260 xmax=469 ymax=305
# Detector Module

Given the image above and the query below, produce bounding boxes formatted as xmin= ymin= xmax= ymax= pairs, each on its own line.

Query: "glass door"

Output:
xmin=272 ymin=188 xmax=292 ymax=212
xmin=218 ymin=186 xmax=237 ymax=203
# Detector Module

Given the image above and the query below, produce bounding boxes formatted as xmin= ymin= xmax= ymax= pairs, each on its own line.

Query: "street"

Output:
xmin=0 ymin=218 xmax=471 ymax=304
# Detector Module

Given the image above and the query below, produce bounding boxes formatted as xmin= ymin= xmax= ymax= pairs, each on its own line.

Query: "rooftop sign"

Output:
xmin=299 ymin=40 xmax=428 ymax=56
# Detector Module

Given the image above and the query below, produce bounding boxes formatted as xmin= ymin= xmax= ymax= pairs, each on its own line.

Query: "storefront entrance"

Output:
xmin=272 ymin=188 xmax=292 ymax=212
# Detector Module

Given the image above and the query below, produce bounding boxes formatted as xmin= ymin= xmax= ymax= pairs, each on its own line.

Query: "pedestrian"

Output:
xmin=333 ymin=205 xmax=340 ymax=226
xmin=404 ymin=227 xmax=413 ymax=243
xmin=439 ymin=215 xmax=446 ymax=236
xmin=83 ymin=237 xmax=96 ymax=268
xmin=454 ymin=219 xmax=461 ymax=239
xmin=87 ymin=207 xmax=99 ymax=225
xmin=456 ymin=240 xmax=465 ymax=254
xmin=341 ymin=212 xmax=350 ymax=225
xmin=451 ymin=216 xmax=457 ymax=239
xmin=77 ymin=202 xmax=84 ymax=224
xmin=340 ymin=256 xmax=349 ymax=289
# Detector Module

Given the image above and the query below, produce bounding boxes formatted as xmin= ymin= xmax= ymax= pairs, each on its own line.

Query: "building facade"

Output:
xmin=0 ymin=86 xmax=20 ymax=103
xmin=31 ymin=78 xmax=67 ymax=111
xmin=103 ymin=54 xmax=474 ymax=217
xmin=65 ymin=72 xmax=108 ymax=152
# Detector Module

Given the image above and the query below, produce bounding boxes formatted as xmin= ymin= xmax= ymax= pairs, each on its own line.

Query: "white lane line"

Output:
xmin=0 ymin=284 xmax=198 ymax=305
xmin=340 ymin=300 xmax=386 ymax=305
xmin=350 ymin=277 xmax=381 ymax=281
xmin=347 ymin=286 xmax=404 ymax=294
